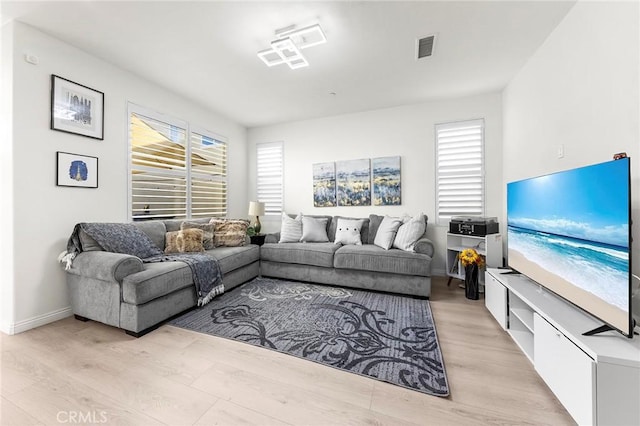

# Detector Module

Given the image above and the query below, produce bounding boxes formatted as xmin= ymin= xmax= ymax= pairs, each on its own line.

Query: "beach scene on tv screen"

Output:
xmin=507 ymin=160 xmax=630 ymax=325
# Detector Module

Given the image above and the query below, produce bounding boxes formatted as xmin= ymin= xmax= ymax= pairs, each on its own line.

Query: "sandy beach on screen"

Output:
xmin=509 ymin=249 xmax=629 ymax=333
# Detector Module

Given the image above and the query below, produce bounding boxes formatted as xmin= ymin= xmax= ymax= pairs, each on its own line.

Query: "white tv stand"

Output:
xmin=485 ymin=268 xmax=640 ymax=426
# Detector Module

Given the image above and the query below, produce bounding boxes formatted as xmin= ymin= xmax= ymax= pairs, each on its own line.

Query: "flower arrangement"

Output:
xmin=459 ymin=248 xmax=485 ymax=268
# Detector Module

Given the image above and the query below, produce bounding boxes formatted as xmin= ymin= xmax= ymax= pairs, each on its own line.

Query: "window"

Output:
xmin=129 ymin=105 xmax=227 ymax=220
xmin=256 ymin=142 xmax=283 ymax=216
xmin=435 ymin=119 xmax=485 ymax=225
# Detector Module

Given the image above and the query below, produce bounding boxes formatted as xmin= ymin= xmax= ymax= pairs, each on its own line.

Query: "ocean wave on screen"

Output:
xmin=508 ymin=228 xmax=629 ymax=310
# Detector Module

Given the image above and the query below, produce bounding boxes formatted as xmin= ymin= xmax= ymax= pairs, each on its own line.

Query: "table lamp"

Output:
xmin=248 ymin=201 xmax=265 ymax=234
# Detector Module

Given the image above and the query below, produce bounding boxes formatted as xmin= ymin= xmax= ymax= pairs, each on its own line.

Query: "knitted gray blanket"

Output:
xmin=64 ymin=223 xmax=224 ymax=306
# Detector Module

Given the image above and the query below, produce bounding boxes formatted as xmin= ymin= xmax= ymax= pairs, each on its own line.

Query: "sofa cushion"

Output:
xmin=123 ymin=261 xmax=193 ymax=305
xmin=206 ymin=245 xmax=259 ymax=274
xmin=367 ymin=214 xmax=384 ymax=244
xmin=133 ymin=220 xmax=167 ymax=250
xmin=328 ymin=216 xmax=369 ymax=243
xmin=261 ymin=242 xmax=340 ymax=268
xmin=163 ymin=217 xmax=210 ymax=232
xmin=334 ymin=244 xmax=431 ymax=277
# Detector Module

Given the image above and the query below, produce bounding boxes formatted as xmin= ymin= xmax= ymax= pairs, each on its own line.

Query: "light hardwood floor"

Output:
xmin=1 ymin=277 xmax=574 ymax=426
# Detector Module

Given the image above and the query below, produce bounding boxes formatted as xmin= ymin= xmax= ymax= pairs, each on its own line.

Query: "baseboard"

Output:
xmin=432 ymin=268 xmax=447 ymax=277
xmin=2 ymin=306 xmax=73 ymax=335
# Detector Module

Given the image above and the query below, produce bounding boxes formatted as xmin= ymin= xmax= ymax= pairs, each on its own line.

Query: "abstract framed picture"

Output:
xmin=312 ymin=162 xmax=337 ymax=207
xmin=51 ymin=75 xmax=104 ymax=140
xmin=56 ymin=152 xmax=98 ymax=188
xmin=336 ymin=159 xmax=371 ymax=206
xmin=372 ymin=156 xmax=401 ymax=206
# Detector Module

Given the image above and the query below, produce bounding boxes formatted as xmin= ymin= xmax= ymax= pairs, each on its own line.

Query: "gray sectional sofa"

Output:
xmin=65 ymin=218 xmax=259 ymax=337
xmin=64 ymin=214 xmax=434 ymax=337
xmin=260 ymin=214 xmax=434 ymax=298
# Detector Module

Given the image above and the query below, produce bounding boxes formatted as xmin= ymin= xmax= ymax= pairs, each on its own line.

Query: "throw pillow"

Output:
xmin=165 ymin=229 xmax=206 ymax=253
xmin=165 ymin=231 xmax=180 ymax=253
xmin=367 ymin=214 xmax=384 ymax=245
xmin=181 ymin=221 xmax=215 ymax=250
xmin=279 ymin=213 xmax=303 ymax=243
xmin=373 ymin=216 xmax=403 ymax=250
xmin=176 ymin=228 xmax=205 ymax=252
xmin=392 ymin=213 xmax=426 ymax=252
xmin=334 ymin=218 xmax=365 ymax=245
xmin=300 ymin=216 xmax=329 ymax=242
xmin=209 ymin=219 xmax=249 ymax=247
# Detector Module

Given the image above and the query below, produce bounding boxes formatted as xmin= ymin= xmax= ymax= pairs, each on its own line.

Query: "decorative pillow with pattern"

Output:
xmin=334 ymin=218 xmax=365 ymax=245
xmin=279 ymin=213 xmax=303 ymax=243
xmin=181 ymin=221 xmax=215 ymax=250
xmin=177 ymin=228 xmax=205 ymax=252
xmin=392 ymin=213 xmax=426 ymax=252
xmin=165 ymin=228 xmax=205 ymax=253
xmin=209 ymin=218 xmax=249 ymax=247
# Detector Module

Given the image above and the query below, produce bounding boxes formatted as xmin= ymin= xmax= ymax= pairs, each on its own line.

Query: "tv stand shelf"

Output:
xmin=485 ymin=269 xmax=640 ymax=426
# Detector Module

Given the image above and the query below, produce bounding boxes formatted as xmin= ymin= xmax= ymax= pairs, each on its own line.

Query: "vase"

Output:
xmin=464 ymin=264 xmax=480 ymax=300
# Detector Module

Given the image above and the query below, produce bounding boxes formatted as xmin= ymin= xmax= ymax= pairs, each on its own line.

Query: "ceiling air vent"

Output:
xmin=417 ymin=35 xmax=435 ymax=59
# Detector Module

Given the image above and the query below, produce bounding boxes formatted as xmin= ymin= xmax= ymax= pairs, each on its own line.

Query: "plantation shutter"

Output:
xmin=190 ymin=131 xmax=227 ymax=218
xmin=435 ymin=119 xmax=485 ymax=224
xmin=256 ymin=142 xmax=284 ymax=216
xmin=129 ymin=106 xmax=228 ymax=221
xmin=130 ymin=112 xmax=188 ymax=220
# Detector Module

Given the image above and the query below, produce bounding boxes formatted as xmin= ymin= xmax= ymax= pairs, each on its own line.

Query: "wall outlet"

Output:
xmin=557 ymin=144 xmax=564 ymax=158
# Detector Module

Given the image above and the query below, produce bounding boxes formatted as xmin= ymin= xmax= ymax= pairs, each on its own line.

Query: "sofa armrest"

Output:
xmin=66 ymin=251 xmax=144 ymax=283
xmin=414 ymin=237 xmax=435 ymax=257
xmin=265 ymin=233 xmax=280 ymax=244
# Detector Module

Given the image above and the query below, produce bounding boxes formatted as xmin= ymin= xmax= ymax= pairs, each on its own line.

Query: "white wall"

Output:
xmin=1 ymin=23 xmax=15 ymax=333
xmin=503 ymin=1 xmax=640 ymax=319
xmin=2 ymin=22 xmax=248 ymax=334
xmin=248 ymin=93 xmax=503 ymax=274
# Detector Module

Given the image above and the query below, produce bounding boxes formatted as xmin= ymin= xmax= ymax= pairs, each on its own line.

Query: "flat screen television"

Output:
xmin=507 ymin=158 xmax=634 ymax=338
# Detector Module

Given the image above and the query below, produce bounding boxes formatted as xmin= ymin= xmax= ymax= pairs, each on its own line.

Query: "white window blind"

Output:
xmin=435 ymin=119 xmax=485 ymax=225
xmin=256 ymin=142 xmax=283 ymax=216
xmin=129 ymin=107 xmax=227 ymax=221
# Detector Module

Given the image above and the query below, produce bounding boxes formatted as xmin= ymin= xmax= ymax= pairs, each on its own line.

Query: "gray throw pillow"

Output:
xmin=367 ymin=214 xmax=384 ymax=245
xmin=373 ymin=216 xmax=403 ymax=250
xmin=300 ymin=217 xmax=329 ymax=242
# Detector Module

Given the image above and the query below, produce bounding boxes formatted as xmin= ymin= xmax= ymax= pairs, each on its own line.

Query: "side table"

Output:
xmin=250 ymin=234 xmax=266 ymax=246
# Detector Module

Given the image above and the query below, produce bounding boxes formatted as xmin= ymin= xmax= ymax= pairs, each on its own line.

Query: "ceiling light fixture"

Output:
xmin=258 ymin=23 xmax=326 ymax=69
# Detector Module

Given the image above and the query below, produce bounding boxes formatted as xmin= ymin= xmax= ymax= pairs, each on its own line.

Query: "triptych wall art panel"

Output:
xmin=313 ymin=156 xmax=401 ymax=207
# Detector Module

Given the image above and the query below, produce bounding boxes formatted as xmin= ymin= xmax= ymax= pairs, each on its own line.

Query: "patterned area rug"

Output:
xmin=169 ymin=277 xmax=449 ymax=397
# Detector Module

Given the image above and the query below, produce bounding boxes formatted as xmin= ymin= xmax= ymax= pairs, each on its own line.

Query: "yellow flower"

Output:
xmin=459 ymin=248 xmax=485 ymax=268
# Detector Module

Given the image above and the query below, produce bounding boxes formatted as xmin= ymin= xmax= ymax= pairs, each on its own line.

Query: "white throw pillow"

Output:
xmin=334 ymin=218 xmax=365 ymax=245
xmin=393 ymin=213 xmax=426 ymax=251
xmin=279 ymin=213 xmax=303 ymax=243
xmin=300 ymin=217 xmax=329 ymax=242
xmin=373 ymin=216 xmax=403 ymax=250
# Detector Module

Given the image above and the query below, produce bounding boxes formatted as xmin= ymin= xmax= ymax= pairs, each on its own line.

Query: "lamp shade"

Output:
xmin=248 ymin=201 xmax=265 ymax=216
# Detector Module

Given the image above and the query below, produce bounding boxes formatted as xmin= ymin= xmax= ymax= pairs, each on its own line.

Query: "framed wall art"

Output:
xmin=312 ymin=162 xmax=337 ymax=207
xmin=51 ymin=75 xmax=104 ymax=140
xmin=372 ymin=156 xmax=401 ymax=206
xmin=56 ymin=151 xmax=99 ymax=188
xmin=336 ymin=159 xmax=371 ymax=206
